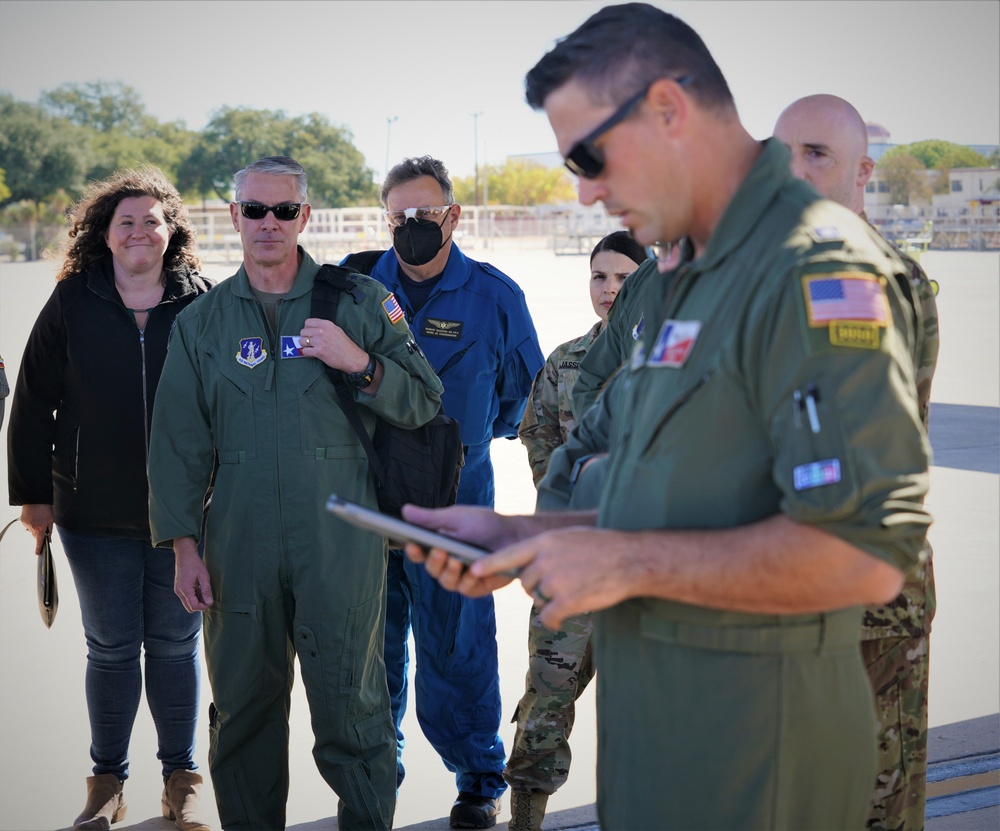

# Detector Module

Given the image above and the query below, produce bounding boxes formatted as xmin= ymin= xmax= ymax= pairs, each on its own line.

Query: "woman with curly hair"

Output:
xmin=7 ymin=166 xmax=213 ymax=831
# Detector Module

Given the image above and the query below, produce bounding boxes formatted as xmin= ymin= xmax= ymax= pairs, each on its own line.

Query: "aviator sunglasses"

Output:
xmin=564 ymin=75 xmax=693 ymax=180
xmin=238 ymin=201 xmax=304 ymax=221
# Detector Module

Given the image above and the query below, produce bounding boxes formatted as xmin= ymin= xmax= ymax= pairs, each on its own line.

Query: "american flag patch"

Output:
xmin=382 ymin=294 xmax=405 ymax=324
xmin=802 ymin=273 xmax=889 ymax=327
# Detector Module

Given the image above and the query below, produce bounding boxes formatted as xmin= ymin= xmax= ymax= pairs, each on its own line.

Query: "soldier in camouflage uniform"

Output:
xmin=508 ymin=231 xmax=648 ymax=831
xmin=775 ymin=94 xmax=940 ymax=831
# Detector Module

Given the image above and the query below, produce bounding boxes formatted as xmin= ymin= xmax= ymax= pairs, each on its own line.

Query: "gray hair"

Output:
xmin=381 ymin=156 xmax=454 ymax=208
xmin=234 ymin=156 xmax=308 ymax=202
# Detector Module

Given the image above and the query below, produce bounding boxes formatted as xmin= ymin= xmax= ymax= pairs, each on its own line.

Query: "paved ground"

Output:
xmin=0 ymin=248 xmax=996 ymax=830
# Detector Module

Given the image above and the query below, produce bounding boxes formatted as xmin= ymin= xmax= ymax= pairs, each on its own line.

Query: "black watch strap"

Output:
xmin=346 ymin=354 xmax=377 ymax=389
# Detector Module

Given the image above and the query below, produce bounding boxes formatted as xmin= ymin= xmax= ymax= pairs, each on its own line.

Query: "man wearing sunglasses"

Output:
xmin=775 ymin=93 xmax=940 ymax=831
xmin=342 ymin=155 xmax=544 ymax=829
xmin=400 ymin=4 xmax=931 ymax=830
xmin=148 ymin=155 xmax=444 ymax=830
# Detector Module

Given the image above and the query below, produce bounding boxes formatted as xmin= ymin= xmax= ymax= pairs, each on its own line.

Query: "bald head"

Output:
xmin=773 ymin=94 xmax=874 ymax=214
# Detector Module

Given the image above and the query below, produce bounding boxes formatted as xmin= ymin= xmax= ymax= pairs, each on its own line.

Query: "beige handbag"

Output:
xmin=0 ymin=518 xmax=58 ymax=628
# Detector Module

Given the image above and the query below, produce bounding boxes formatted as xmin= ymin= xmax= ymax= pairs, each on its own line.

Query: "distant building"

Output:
xmin=867 ymin=122 xmax=893 ymax=163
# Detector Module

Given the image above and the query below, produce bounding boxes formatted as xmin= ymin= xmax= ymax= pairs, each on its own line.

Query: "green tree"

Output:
xmin=0 ymin=94 xmax=92 ymax=204
xmin=40 ymin=80 xmax=148 ymax=134
xmin=882 ymin=140 xmax=991 ymax=196
xmin=38 ymin=81 xmax=198 ymax=183
xmin=0 ymin=168 xmax=11 ymax=203
xmin=453 ymin=159 xmax=576 ymax=206
xmin=878 ymin=153 xmax=930 ymax=206
xmin=883 ymin=139 xmax=989 ymax=171
xmin=179 ymin=106 xmax=378 ymax=206
xmin=0 ymin=190 xmax=72 ymax=261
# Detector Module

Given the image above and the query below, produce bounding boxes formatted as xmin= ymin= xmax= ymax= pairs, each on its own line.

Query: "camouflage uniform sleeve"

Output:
xmin=907 ymin=257 xmax=939 ymax=430
xmin=519 ymin=351 xmax=563 ymax=487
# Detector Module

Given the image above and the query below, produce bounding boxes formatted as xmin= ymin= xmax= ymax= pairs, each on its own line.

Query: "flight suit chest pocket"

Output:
xmin=202 ymin=345 xmax=258 ymax=458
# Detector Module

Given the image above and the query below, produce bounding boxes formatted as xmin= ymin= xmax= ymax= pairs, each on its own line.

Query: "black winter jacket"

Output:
xmin=7 ymin=257 xmax=211 ymax=538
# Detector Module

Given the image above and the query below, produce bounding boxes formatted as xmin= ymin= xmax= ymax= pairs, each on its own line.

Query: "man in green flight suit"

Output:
xmin=775 ymin=93 xmax=940 ymax=831
xmin=399 ymin=5 xmax=932 ymax=830
xmin=148 ymin=156 xmax=443 ymax=830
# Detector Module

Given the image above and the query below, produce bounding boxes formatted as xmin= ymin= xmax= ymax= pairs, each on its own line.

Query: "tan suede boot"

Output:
xmin=73 ymin=774 xmax=127 ymax=831
xmin=161 ymin=769 xmax=211 ymax=831
xmin=508 ymin=790 xmax=548 ymax=831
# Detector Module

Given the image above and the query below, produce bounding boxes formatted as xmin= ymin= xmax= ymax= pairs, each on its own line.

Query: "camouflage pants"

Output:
xmin=502 ymin=603 xmax=596 ymax=794
xmin=862 ymin=632 xmax=930 ymax=831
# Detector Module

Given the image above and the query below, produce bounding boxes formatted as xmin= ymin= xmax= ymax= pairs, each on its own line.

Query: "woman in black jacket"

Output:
xmin=7 ymin=167 xmax=213 ymax=831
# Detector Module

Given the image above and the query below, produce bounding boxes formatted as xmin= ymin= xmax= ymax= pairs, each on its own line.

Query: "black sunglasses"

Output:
xmin=564 ymin=75 xmax=693 ymax=180
xmin=238 ymin=201 xmax=303 ymax=221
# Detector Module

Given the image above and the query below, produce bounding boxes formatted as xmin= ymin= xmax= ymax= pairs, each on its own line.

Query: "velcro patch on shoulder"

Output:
xmin=801 ymin=273 xmax=889 ymax=328
xmin=808 ymin=226 xmax=844 ymax=243
xmin=382 ymin=293 xmax=405 ymax=324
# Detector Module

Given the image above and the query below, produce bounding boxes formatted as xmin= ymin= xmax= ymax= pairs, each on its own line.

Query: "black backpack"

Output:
xmin=312 ymin=264 xmax=464 ymax=517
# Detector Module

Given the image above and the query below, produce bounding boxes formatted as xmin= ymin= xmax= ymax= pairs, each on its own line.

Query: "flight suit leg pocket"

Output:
xmin=337 ymin=592 xmax=389 ymax=718
xmin=204 ymin=601 xmax=263 ymax=701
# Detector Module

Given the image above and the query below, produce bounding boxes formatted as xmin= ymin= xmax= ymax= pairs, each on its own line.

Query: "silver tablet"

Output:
xmin=326 ymin=494 xmax=491 ymax=566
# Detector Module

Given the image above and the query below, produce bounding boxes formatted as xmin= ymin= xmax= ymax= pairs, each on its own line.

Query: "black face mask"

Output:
xmin=393 ymin=214 xmax=451 ymax=266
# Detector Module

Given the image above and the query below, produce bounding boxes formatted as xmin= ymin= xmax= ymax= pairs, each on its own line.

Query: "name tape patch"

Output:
xmin=422 ymin=318 xmax=463 ymax=340
xmin=829 ymin=321 xmax=880 ymax=350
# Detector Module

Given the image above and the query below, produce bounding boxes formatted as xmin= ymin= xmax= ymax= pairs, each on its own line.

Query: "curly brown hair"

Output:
xmin=55 ymin=166 xmax=202 ymax=282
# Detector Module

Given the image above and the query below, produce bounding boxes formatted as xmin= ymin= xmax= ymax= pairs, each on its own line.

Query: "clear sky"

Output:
xmin=1 ymin=0 xmax=997 ymax=182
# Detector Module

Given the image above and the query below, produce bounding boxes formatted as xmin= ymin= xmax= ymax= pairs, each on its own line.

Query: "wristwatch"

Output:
xmin=346 ymin=354 xmax=377 ymax=389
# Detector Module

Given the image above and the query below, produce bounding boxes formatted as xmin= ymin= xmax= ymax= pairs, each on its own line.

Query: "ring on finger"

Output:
xmin=303 ymin=336 xmax=311 ymax=347
xmin=534 ymin=586 xmax=551 ymax=604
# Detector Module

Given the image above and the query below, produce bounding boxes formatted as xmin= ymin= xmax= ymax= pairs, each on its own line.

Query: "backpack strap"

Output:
xmin=341 ymin=250 xmax=387 ymax=276
xmin=311 ymin=265 xmax=386 ymax=487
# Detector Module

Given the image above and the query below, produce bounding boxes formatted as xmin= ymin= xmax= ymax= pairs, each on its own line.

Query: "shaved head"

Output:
xmin=773 ymin=94 xmax=874 ymax=213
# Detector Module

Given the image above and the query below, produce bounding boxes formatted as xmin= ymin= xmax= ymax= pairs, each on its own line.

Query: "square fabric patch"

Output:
xmin=802 ymin=273 xmax=889 ymax=327
xmin=382 ymin=294 xmax=405 ymax=324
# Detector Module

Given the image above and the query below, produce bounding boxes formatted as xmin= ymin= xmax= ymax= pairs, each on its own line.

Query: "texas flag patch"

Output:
xmin=382 ymin=294 xmax=405 ymax=324
xmin=647 ymin=320 xmax=702 ymax=368
xmin=280 ymin=335 xmax=306 ymax=359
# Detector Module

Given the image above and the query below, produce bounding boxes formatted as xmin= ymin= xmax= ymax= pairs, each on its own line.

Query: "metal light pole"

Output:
xmin=472 ymin=111 xmax=483 ymax=207
xmin=385 ymin=116 xmax=398 ymax=180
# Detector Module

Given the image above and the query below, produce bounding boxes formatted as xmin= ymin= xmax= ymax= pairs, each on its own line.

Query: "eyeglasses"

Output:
xmin=564 ymin=75 xmax=693 ymax=180
xmin=237 ymin=201 xmax=304 ymax=221
xmin=383 ymin=205 xmax=453 ymax=228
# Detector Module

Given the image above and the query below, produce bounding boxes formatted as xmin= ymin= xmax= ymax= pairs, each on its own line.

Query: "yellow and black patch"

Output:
xmin=829 ymin=320 xmax=880 ymax=350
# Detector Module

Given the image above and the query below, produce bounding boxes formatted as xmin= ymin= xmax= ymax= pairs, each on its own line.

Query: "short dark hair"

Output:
xmin=591 ymin=230 xmax=648 ymax=267
xmin=525 ymin=3 xmax=733 ymax=113
xmin=381 ymin=156 xmax=454 ymax=207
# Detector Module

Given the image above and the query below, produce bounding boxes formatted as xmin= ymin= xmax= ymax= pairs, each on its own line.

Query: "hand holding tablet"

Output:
xmin=326 ymin=494 xmax=493 ymax=566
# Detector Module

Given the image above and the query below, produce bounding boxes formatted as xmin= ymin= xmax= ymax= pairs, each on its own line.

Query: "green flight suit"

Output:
xmin=542 ymin=139 xmax=932 ymax=830
xmin=149 ymin=248 xmax=443 ymax=830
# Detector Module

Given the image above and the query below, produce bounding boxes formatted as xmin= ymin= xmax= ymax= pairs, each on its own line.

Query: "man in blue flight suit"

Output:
xmin=343 ymin=156 xmax=544 ymax=829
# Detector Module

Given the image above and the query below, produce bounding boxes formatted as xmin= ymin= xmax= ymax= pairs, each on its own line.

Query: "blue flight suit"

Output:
xmin=351 ymin=245 xmax=544 ymax=798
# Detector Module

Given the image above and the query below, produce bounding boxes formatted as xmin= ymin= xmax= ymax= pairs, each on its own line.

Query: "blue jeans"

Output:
xmin=59 ymin=528 xmax=202 ymax=780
